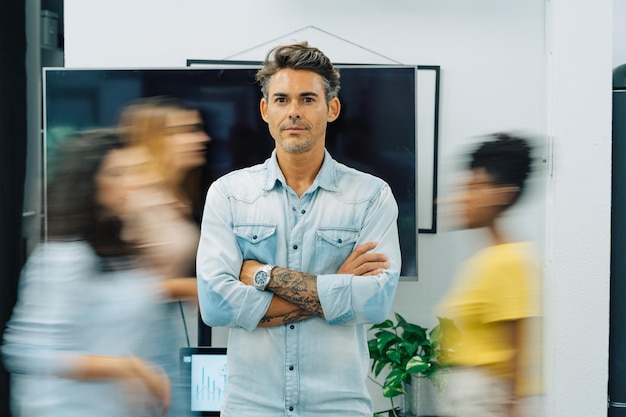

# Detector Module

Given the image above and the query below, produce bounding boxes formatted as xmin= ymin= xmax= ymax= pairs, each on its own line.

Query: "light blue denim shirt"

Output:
xmin=197 ymin=149 xmax=401 ymax=417
xmin=2 ymin=241 xmax=189 ymax=417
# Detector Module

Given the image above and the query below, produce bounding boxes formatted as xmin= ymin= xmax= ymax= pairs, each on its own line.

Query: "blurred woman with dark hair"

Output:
xmin=2 ymin=130 xmax=172 ymax=417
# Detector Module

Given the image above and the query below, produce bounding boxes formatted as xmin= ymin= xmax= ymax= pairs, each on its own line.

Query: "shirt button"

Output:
xmin=300 ymin=209 xmax=306 ymax=214
xmin=289 ymin=406 xmax=294 ymax=411
xmin=289 ymin=365 xmax=294 ymax=371
xmin=337 ymin=238 xmax=342 ymax=244
xmin=290 ymin=324 xmax=295 ymax=329
xmin=292 ymin=244 xmax=298 ymax=250
xmin=292 ymin=206 xmax=296 ymax=211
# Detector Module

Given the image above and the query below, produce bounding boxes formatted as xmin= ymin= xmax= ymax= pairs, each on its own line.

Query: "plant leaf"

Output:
xmin=406 ymin=355 xmax=430 ymax=374
xmin=394 ymin=312 xmax=409 ymax=328
xmin=383 ymin=384 xmax=405 ymax=398
xmin=383 ymin=367 xmax=406 ymax=397
xmin=372 ymin=360 xmax=388 ymax=377
xmin=375 ymin=330 xmax=400 ymax=353
xmin=399 ymin=339 xmax=419 ymax=356
xmin=367 ymin=338 xmax=379 ymax=355
xmin=429 ymin=324 xmax=441 ymax=341
xmin=402 ymin=322 xmax=427 ymax=335
xmin=386 ymin=348 xmax=402 ymax=364
xmin=370 ymin=319 xmax=394 ymax=330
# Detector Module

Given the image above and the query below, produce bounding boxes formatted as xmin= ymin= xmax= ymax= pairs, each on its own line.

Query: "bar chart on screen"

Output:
xmin=190 ymin=354 xmax=227 ymax=411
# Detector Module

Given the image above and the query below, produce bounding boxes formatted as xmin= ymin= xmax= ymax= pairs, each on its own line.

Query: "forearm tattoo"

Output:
xmin=259 ymin=309 xmax=316 ymax=327
xmin=266 ymin=267 xmax=324 ymax=316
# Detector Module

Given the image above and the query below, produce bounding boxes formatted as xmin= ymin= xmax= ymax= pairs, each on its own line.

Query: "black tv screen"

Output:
xmin=43 ymin=66 xmax=417 ymax=276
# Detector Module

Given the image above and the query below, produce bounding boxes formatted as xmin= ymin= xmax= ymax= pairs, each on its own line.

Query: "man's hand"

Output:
xmin=240 ymin=260 xmax=263 ymax=286
xmin=337 ymin=242 xmax=389 ymax=276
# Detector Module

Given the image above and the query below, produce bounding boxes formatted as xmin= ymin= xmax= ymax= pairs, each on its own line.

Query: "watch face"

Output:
xmin=254 ymin=270 xmax=269 ymax=286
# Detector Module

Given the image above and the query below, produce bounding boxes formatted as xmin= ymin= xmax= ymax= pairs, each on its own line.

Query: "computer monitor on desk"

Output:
xmin=180 ymin=347 xmax=228 ymax=416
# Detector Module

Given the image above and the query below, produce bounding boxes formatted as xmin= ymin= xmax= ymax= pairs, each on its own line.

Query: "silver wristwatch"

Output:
xmin=253 ymin=264 xmax=275 ymax=291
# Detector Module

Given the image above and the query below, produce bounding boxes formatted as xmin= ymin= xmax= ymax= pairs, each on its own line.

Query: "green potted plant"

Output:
xmin=368 ymin=313 xmax=459 ymax=417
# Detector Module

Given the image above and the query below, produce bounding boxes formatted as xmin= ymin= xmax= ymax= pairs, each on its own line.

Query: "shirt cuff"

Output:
xmin=235 ymin=286 xmax=274 ymax=331
xmin=317 ymin=274 xmax=355 ymax=325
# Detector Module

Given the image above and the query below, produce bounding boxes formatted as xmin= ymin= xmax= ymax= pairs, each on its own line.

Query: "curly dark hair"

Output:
xmin=255 ymin=42 xmax=340 ymax=103
xmin=469 ymin=133 xmax=533 ymax=204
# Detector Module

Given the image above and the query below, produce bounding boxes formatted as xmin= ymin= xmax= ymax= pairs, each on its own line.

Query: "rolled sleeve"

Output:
xmin=197 ymin=272 xmax=273 ymax=331
xmin=197 ymin=180 xmax=274 ymax=331
xmin=317 ymin=274 xmax=355 ymax=324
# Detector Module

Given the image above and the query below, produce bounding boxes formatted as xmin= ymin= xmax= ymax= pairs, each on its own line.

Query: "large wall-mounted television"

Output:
xmin=43 ymin=66 xmax=417 ymax=277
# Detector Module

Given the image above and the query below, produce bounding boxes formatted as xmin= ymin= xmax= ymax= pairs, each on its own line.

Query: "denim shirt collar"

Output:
xmin=263 ymin=148 xmax=340 ymax=193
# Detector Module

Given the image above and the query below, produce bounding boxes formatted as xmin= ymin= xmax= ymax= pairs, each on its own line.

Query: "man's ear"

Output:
xmin=327 ymin=97 xmax=341 ymax=122
xmin=260 ymin=98 xmax=268 ymax=122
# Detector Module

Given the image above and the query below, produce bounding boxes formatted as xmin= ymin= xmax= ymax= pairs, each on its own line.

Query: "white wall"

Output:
xmin=63 ymin=1 xmax=612 ymax=415
xmin=615 ymin=0 xmax=626 ymax=68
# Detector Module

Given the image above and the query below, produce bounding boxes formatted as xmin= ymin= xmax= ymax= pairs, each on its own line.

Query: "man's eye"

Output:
xmin=302 ymin=97 xmax=314 ymax=103
xmin=275 ymin=97 xmax=287 ymax=103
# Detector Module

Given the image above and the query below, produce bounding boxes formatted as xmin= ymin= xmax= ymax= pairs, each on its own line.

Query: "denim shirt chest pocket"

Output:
xmin=314 ymin=227 xmax=359 ymax=272
xmin=234 ymin=224 xmax=277 ymax=264
xmin=233 ymin=224 xmax=278 ymax=263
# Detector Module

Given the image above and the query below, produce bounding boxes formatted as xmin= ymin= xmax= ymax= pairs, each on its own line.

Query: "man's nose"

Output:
xmin=288 ymin=102 xmax=301 ymax=119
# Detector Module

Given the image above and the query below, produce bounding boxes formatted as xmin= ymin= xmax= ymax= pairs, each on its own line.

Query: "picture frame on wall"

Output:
xmin=415 ymin=65 xmax=440 ymax=234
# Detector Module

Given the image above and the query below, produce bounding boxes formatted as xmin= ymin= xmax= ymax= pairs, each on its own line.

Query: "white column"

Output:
xmin=544 ymin=0 xmax=612 ymax=416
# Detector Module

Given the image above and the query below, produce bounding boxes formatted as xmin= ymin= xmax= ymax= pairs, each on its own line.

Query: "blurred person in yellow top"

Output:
xmin=436 ymin=133 xmax=543 ymax=417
